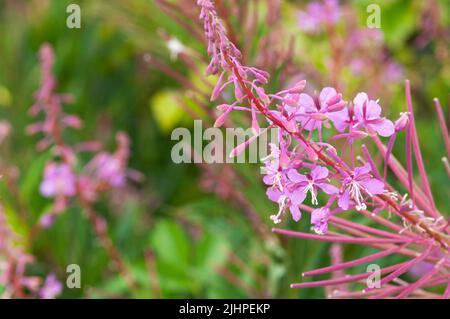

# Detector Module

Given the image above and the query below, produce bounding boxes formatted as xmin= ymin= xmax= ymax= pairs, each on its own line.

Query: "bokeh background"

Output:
xmin=0 ymin=0 xmax=448 ymax=298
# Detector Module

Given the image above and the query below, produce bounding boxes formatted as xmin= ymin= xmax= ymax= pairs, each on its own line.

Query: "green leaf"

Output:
xmin=149 ymin=220 xmax=191 ymax=269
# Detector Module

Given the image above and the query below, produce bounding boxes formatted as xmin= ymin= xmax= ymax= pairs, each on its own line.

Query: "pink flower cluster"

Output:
xmin=0 ymin=206 xmax=62 ymax=298
xmin=199 ymin=0 xmax=403 ymax=235
xmin=197 ymin=0 xmax=449 ymax=298
xmin=261 ymin=88 xmax=392 ymax=233
xmin=297 ymin=0 xmax=340 ymax=33
xmin=28 ymin=44 xmax=137 ymax=227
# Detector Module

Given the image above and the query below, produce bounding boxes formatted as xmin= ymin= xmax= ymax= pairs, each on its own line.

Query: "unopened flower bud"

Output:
xmin=327 ymin=100 xmax=346 ymax=112
xmin=290 ymin=80 xmax=307 ymax=93
xmin=256 ymin=87 xmax=270 ymax=105
xmin=395 ymin=112 xmax=410 ymax=132
xmin=214 ymin=106 xmax=232 ymax=128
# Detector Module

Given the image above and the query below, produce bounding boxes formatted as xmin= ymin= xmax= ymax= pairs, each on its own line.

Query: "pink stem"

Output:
xmin=433 ymin=98 xmax=450 ymax=158
xmin=358 ymin=209 xmax=416 ymax=237
xmin=291 ymin=261 xmax=409 ymax=289
xmin=405 ymin=80 xmax=437 ymax=214
xmin=372 ymin=136 xmax=438 ymax=218
xmin=364 ymin=244 xmax=433 ymax=292
xmin=383 ymin=133 xmax=397 ymax=183
xmin=406 ymin=121 xmax=414 ymax=203
xmin=272 ymin=228 xmax=412 ymax=244
xmin=330 ymin=216 xmax=413 ymax=240
xmin=395 ymin=259 xmax=443 ymax=299
xmin=361 ymin=144 xmax=382 ymax=180
xmin=303 ymin=243 xmax=409 ymax=277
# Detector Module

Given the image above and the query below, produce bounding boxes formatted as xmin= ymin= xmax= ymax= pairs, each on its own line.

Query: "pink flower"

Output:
xmin=39 ymin=212 xmax=56 ymax=228
xmin=261 ymin=143 xmax=291 ymax=189
xmin=40 ymin=163 xmax=77 ymax=198
xmin=327 ymin=105 xmax=355 ymax=133
xmin=89 ymin=153 xmax=126 ymax=187
xmin=328 ymin=93 xmax=394 ymax=137
xmin=39 ymin=274 xmax=62 ymax=299
xmin=353 ymin=93 xmax=394 ymax=137
xmin=311 ymin=207 xmax=330 ymax=235
xmin=287 ymin=166 xmax=339 ymax=205
xmin=338 ymin=163 xmax=385 ymax=211
xmin=297 ymin=0 xmax=340 ymax=33
xmin=286 ymin=87 xmax=345 ymax=131
xmin=266 ymin=186 xmax=306 ymax=223
xmin=198 ymin=0 xmax=449 ymax=298
xmin=348 ymin=29 xmax=383 ymax=49
xmin=297 ymin=3 xmax=323 ymax=33
xmin=263 ymin=143 xmax=307 ymax=223
xmin=85 ymin=132 xmax=131 ymax=188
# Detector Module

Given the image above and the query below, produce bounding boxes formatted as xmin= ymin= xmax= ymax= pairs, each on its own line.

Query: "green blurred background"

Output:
xmin=0 ymin=0 xmax=448 ymax=298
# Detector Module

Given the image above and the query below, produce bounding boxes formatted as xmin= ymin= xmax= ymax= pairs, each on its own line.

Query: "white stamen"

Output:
xmin=303 ymin=181 xmax=318 ymax=205
xmin=349 ymin=181 xmax=366 ymax=211
xmin=270 ymin=195 xmax=287 ymax=224
xmin=274 ymin=173 xmax=284 ymax=191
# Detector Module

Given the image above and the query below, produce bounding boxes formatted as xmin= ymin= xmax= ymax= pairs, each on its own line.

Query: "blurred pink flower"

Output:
xmin=40 ymin=163 xmax=77 ymax=198
xmin=85 ymin=133 xmax=131 ymax=188
xmin=89 ymin=153 xmax=125 ymax=187
xmin=297 ymin=0 xmax=340 ymax=33
xmin=39 ymin=274 xmax=63 ymax=299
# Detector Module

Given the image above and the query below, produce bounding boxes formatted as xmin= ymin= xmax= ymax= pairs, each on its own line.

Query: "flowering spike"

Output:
xmin=197 ymin=0 xmax=450 ymax=298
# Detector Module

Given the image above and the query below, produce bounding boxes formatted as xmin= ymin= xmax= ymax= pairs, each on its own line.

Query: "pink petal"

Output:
xmin=289 ymin=188 xmax=307 ymax=205
xmin=289 ymin=205 xmax=301 ymax=222
xmin=327 ymin=107 xmax=349 ymax=132
xmin=353 ymin=92 xmax=368 ymax=108
xmin=40 ymin=181 xmax=56 ymax=197
xmin=338 ymin=188 xmax=350 ymax=210
xmin=360 ymin=178 xmax=385 ymax=195
xmin=299 ymin=93 xmax=316 ymax=112
xmin=319 ymin=87 xmax=337 ymax=108
xmin=354 ymin=163 xmax=372 ymax=177
xmin=369 ymin=119 xmax=394 ymax=137
xmin=263 ymin=174 xmax=275 ymax=185
xmin=287 ymin=169 xmax=308 ymax=183
xmin=266 ymin=187 xmax=282 ymax=202
xmin=318 ymin=183 xmax=339 ymax=194
xmin=365 ymin=100 xmax=382 ymax=120
xmin=353 ymin=92 xmax=368 ymax=121
xmin=311 ymin=166 xmax=329 ymax=180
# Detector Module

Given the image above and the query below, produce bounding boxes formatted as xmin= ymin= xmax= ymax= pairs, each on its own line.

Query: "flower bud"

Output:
xmin=327 ymin=100 xmax=346 ymax=112
xmin=256 ymin=87 xmax=270 ymax=105
xmin=214 ymin=106 xmax=232 ymax=128
xmin=395 ymin=112 xmax=410 ymax=132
